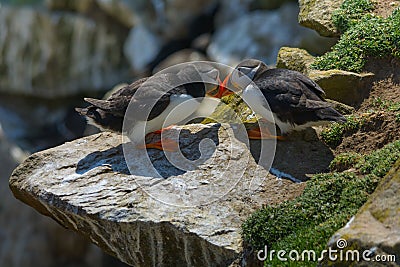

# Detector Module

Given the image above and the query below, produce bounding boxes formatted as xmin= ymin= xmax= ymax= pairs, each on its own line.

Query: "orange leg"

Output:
xmin=151 ymin=125 xmax=176 ymax=135
xmin=137 ymin=138 xmax=179 ymax=152
xmin=140 ymin=125 xmax=179 ymax=151
xmin=247 ymin=127 xmax=285 ymax=141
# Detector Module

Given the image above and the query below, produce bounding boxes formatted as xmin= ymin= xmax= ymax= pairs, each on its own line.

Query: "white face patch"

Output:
xmin=86 ymin=117 xmax=109 ymax=132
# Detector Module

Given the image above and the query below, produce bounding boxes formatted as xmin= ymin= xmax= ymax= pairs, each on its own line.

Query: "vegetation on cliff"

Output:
xmin=242 ymin=141 xmax=400 ymax=266
xmin=312 ymin=0 xmax=400 ymax=72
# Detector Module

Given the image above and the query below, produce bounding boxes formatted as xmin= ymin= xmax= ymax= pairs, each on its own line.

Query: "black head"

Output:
xmin=221 ymin=59 xmax=270 ymax=95
xmin=75 ymin=106 xmax=123 ymax=132
xmin=176 ymin=63 xmax=221 ymax=98
xmin=235 ymin=59 xmax=269 ymax=80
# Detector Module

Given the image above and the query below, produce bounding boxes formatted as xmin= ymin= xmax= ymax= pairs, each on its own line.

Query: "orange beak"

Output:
xmin=215 ymin=74 xmax=234 ymax=98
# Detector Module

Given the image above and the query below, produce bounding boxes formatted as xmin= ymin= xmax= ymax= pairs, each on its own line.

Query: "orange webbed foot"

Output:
xmin=137 ymin=138 xmax=179 ymax=152
xmin=151 ymin=125 xmax=176 ymax=135
xmin=247 ymin=127 xmax=285 ymax=141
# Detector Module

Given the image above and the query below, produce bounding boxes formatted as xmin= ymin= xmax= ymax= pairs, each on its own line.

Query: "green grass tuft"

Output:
xmin=329 ymin=152 xmax=362 ymax=171
xmin=242 ymin=140 xmax=400 ymax=266
xmin=370 ymin=97 xmax=400 ymax=112
xmin=356 ymin=141 xmax=400 ymax=176
xmin=312 ymin=1 xmax=400 ymax=72
xmin=320 ymin=115 xmax=365 ymax=147
xmin=332 ymin=0 xmax=374 ymax=32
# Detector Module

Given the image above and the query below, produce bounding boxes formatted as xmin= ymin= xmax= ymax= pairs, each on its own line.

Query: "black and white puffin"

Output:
xmin=219 ymin=59 xmax=347 ymax=139
xmin=76 ymin=63 xmax=224 ymax=151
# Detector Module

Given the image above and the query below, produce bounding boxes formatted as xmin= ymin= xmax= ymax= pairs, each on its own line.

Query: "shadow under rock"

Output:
xmin=250 ymin=128 xmax=334 ymax=182
xmin=76 ymin=124 xmax=220 ymax=178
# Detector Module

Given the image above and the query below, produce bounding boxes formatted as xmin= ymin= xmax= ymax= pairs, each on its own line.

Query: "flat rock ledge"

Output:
xmin=9 ymin=123 xmax=303 ymax=267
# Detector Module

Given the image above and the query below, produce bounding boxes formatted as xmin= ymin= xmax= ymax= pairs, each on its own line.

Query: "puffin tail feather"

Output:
xmin=84 ymin=98 xmax=110 ymax=110
xmin=317 ymin=107 xmax=347 ymax=123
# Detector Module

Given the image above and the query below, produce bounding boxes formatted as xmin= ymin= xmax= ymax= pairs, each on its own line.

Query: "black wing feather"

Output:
xmin=254 ymin=68 xmax=341 ymax=125
xmin=255 ymin=68 xmax=329 ymax=112
xmin=83 ymin=74 xmax=186 ymax=122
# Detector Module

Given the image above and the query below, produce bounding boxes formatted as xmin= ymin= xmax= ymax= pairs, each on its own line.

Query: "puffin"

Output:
xmin=76 ymin=63 xmax=224 ymax=151
xmin=219 ymin=59 xmax=347 ymax=139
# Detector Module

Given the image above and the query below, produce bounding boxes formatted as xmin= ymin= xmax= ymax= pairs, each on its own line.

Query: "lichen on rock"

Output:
xmin=276 ymin=47 xmax=315 ymax=74
xmin=298 ymin=0 xmax=344 ymax=37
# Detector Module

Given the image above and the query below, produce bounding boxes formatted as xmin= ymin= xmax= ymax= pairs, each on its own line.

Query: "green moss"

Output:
xmin=370 ymin=208 xmax=390 ymax=222
xmin=320 ymin=115 xmax=365 ymax=147
xmin=312 ymin=1 xmax=400 ymax=72
xmin=396 ymin=113 xmax=400 ymax=123
xmin=332 ymin=0 xmax=374 ymax=32
xmin=243 ymin=172 xmax=379 ymax=265
xmin=201 ymin=94 xmax=258 ymax=124
xmin=242 ymin=141 xmax=400 ymax=265
xmin=369 ymin=97 xmax=400 ymax=112
xmin=355 ymin=141 xmax=400 ymax=177
xmin=329 ymin=152 xmax=362 ymax=171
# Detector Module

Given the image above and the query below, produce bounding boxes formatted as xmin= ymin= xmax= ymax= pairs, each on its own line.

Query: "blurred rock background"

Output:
xmin=0 ymin=0 xmax=336 ymax=266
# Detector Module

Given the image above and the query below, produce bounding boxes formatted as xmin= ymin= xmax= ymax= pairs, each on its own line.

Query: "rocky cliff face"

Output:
xmin=0 ymin=5 xmax=129 ymax=98
xmin=208 ymin=2 xmax=336 ymax=67
xmin=0 ymin=0 xmax=336 ymax=150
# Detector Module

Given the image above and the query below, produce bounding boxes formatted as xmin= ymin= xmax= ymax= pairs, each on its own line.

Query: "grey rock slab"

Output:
xmin=9 ymin=124 xmax=303 ymax=266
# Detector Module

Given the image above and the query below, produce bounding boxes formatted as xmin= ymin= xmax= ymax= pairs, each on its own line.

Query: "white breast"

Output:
xmin=242 ymin=84 xmax=275 ymax=123
xmin=189 ymin=96 xmax=220 ymax=118
xmin=127 ymin=94 xmax=201 ymax=143
xmin=242 ymin=84 xmax=298 ymax=134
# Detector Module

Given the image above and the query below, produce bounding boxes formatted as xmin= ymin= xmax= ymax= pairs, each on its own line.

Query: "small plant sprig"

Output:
xmin=320 ymin=114 xmax=366 ymax=147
